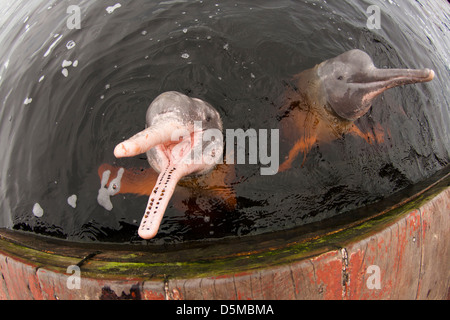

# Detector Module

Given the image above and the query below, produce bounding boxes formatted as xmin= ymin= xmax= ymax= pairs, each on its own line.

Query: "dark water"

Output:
xmin=0 ymin=0 xmax=449 ymax=244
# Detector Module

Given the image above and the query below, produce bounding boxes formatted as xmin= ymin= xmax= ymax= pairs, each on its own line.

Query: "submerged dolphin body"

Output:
xmin=102 ymin=50 xmax=435 ymax=239
xmin=114 ymin=91 xmax=224 ymax=239
xmin=279 ymin=49 xmax=435 ymax=171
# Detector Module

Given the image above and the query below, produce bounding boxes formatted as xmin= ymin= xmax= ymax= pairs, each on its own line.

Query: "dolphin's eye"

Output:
xmin=337 ymin=76 xmax=344 ymax=80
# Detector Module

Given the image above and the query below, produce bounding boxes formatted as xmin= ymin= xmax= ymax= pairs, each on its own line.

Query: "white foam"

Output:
xmin=62 ymin=60 xmax=72 ymax=68
xmin=33 ymin=203 xmax=44 ymax=217
xmin=98 ymin=170 xmax=113 ymax=210
xmin=66 ymin=40 xmax=76 ymax=50
xmin=62 ymin=68 xmax=69 ymax=77
xmin=24 ymin=97 xmax=32 ymax=105
xmin=97 ymin=168 xmax=124 ymax=211
xmin=106 ymin=3 xmax=122 ymax=14
xmin=67 ymin=195 xmax=77 ymax=208
xmin=108 ymin=168 xmax=125 ymax=196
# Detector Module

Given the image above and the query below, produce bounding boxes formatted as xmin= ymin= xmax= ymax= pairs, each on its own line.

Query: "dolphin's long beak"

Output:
xmin=353 ymin=67 xmax=435 ymax=102
xmin=114 ymin=122 xmax=195 ymax=240
xmin=138 ymin=164 xmax=183 ymax=239
xmin=114 ymin=122 xmax=184 ymax=159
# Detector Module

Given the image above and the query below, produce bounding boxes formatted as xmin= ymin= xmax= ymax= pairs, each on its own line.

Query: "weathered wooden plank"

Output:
xmin=233 ymin=272 xmax=257 ymax=300
xmin=289 ymin=259 xmax=323 ymax=300
xmin=0 ymin=254 xmax=42 ymax=300
xmin=416 ymin=188 xmax=450 ymax=299
xmin=142 ymin=281 xmax=166 ymax=300
xmin=308 ymin=250 xmax=342 ymax=300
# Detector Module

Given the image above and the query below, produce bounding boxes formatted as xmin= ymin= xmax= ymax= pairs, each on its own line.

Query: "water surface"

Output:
xmin=0 ymin=0 xmax=448 ymax=244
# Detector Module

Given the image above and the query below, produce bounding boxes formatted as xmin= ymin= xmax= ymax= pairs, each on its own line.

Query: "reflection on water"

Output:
xmin=0 ymin=0 xmax=448 ymax=244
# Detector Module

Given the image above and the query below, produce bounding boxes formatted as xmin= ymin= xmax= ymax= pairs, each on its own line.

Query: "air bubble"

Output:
xmin=66 ymin=40 xmax=76 ymax=50
xmin=33 ymin=203 xmax=44 ymax=217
